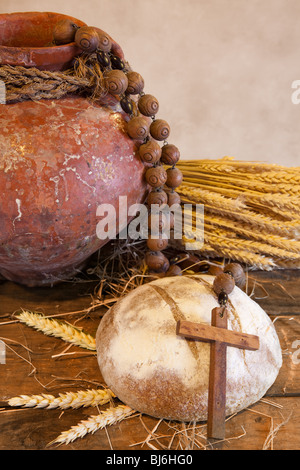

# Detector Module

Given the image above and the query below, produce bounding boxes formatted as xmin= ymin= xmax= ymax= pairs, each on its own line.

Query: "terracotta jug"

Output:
xmin=0 ymin=12 xmax=148 ymax=286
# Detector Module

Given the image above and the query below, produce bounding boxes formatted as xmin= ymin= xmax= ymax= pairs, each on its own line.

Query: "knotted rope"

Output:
xmin=0 ymin=54 xmax=107 ymax=103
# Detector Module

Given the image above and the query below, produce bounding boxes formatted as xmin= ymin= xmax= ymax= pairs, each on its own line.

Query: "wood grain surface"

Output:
xmin=0 ymin=269 xmax=299 ymax=450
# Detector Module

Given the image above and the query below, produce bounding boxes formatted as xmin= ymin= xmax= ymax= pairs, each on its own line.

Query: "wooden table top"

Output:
xmin=0 ymin=268 xmax=299 ymax=451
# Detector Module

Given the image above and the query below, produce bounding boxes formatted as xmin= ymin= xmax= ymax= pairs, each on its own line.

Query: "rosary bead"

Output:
xmin=178 ymin=254 xmax=202 ymax=272
xmin=213 ymin=273 xmax=235 ymax=296
xmin=97 ymin=31 xmax=112 ymax=52
xmin=145 ymin=251 xmax=170 ymax=273
xmin=166 ymin=167 xmax=183 ymax=189
xmin=97 ymin=50 xmax=111 ymax=68
xmin=146 ymin=237 xmax=168 ymax=252
xmin=139 ymin=140 xmax=162 ymax=164
xmin=224 ymin=263 xmax=246 ymax=288
xmin=126 ymin=71 xmax=145 ymax=95
xmin=167 ymin=191 xmax=181 ymax=206
xmin=53 ymin=19 xmax=79 ymax=45
xmin=150 ymin=119 xmax=170 ymax=141
xmin=147 ymin=189 xmax=168 ymax=207
xmin=166 ymin=264 xmax=182 ymax=276
xmin=120 ymin=96 xmax=134 ymax=115
xmin=110 ymin=54 xmax=125 ymax=70
xmin=105 ymin=70 xmax=128 ymax=95
xmin=161 ymin=144 xmax=180 ymax=166
xmin=218 ymin=291 xmax=228 ymax=306
xmin=138 ymin=94 xmax=159 ymax=117
xmin=145 ymin=166 xmax=167 ymax=188
xmin=127 ymin=116 xmax=150 ymax=141
xmin=168 ymin=211 xmax=175 ymax=230
xmin=148 ymin=211 xmax=168 ymax=233
xmin=208 ymin=265 xmax=224 ymax=277
xmin=196 ymin=262 xmax=212 ymax=273
xmin=75 ymin=26 xmax=99 ymax=52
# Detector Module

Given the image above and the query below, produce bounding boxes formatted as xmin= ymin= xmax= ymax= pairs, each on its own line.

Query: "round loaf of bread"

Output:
xmin=96 ymin=275 xmax=282 ymax=422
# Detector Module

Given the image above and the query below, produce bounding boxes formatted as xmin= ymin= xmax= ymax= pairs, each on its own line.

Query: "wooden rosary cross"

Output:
xmin=176 ymin=306 xmax=260 ymax=441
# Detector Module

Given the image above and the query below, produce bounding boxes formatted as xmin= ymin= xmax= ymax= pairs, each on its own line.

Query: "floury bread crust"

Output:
xmin=96 ymin=275 xmax=282 ymax=422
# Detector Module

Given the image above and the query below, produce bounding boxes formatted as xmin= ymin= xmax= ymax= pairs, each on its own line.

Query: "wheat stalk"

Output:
xmin=182 ymin=234 xmax=276 ymax=270
xmin=48 ymin=405 xmax=135 ymax=446
xmin=176 ymin=159 xmax=300 ymax=269
xmin=179 ymin=186 xmax=246 ymax=212
xmin=11 ymin=312 xmax=137 ymax=447
xmin=205 ymin=229 xmax=300 ymax=260
xmin=203 ymin=213 xmax=300 ymax=253
xmin=245 ymin=193 xmax=300 ymax=215
xmin=8 ymin=388 xmax=115 ymax=410
xmin=181 ymin=175 xmax=300 ymax=195
xmin=178 ymin=157 xmax=300 ymax=174
xmin=246 ymin=171 xmax=300 ymax=185
xmin=179 ymin=162 xmax=300 ymax=184
xmin=184 ymin=219 xmax=300 ymax=269
xmin=185 ymin=206 xmax=300 ymax=254
xmin=181 ymin=170 xmax=300 ymax=194
xmin=180 ymin=189 xmax=300 ymax=237
xmin=16 ymin=310 xmax=96 ymax=351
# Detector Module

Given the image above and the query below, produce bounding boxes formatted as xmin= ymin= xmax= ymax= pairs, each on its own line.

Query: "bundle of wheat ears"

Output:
xmin=175 ymin=157 xmax=300 ymax=271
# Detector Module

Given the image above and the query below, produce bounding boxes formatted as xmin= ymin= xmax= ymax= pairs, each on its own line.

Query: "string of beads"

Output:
xmin=53 ymin=19 xmax=183 ymax=276
xmin=211 ymin=262 xmax=246 ymax=307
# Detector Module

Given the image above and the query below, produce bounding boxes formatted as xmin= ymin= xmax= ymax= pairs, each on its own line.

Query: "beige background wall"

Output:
xmin=1 ymin=0 xmax=300 ymax=166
